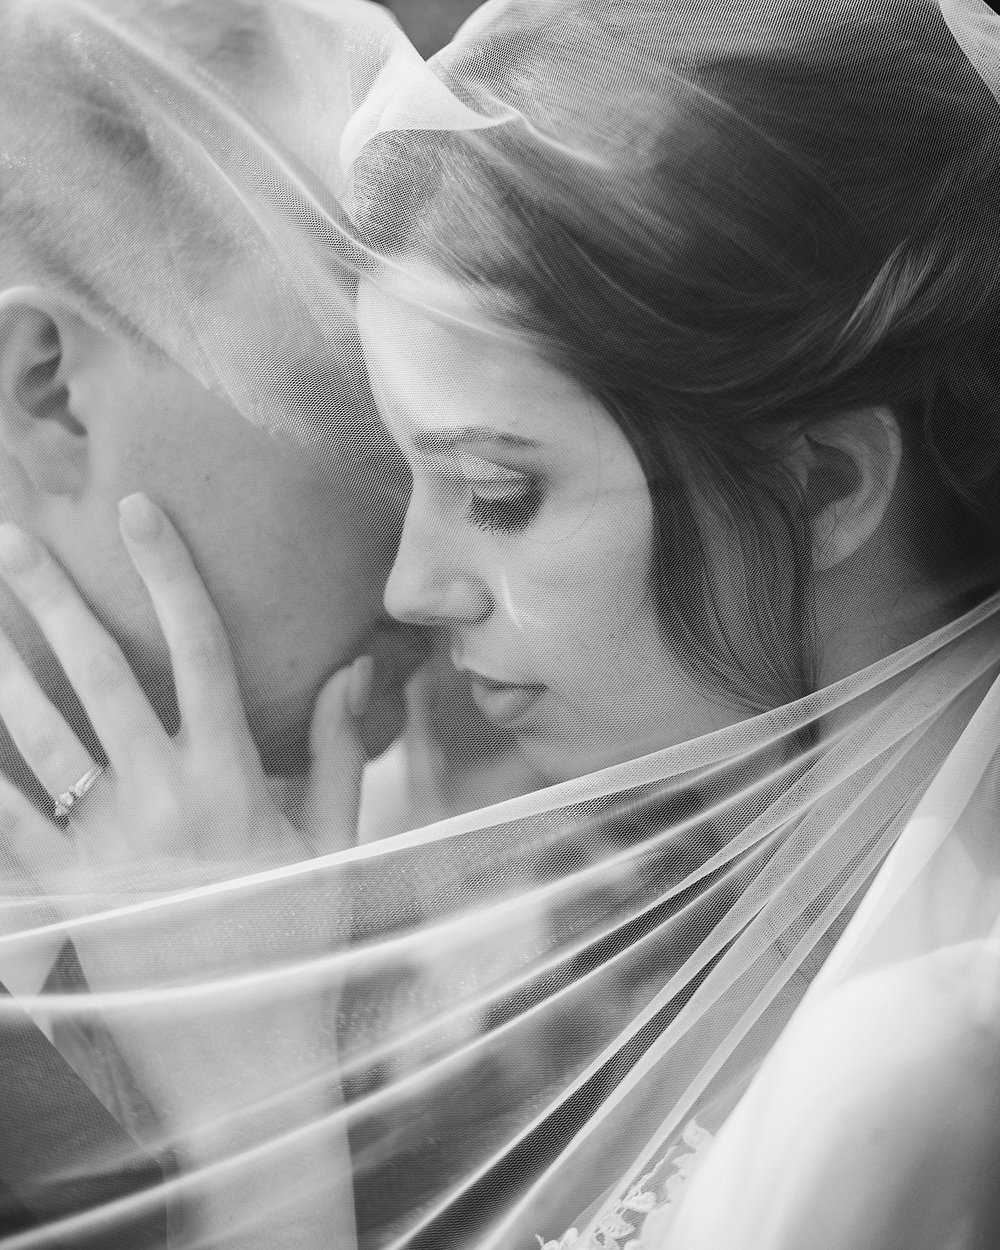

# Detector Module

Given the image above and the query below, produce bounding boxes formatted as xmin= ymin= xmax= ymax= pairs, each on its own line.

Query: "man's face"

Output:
xmin=12 ymin=330 xmax=401 ymax=771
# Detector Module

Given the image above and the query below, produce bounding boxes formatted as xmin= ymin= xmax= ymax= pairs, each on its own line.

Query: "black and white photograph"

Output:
xmin=1 ymin=0 xmax=999 ymax=1246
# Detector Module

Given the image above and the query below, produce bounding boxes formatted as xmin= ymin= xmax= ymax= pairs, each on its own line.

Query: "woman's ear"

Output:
xmin=785 ymin=406 xmax=903 ymax=573
xmin=0 ymin=286 xmax=103 ymax=498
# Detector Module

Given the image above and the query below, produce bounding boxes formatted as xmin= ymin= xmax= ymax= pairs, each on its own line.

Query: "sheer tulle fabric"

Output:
xmin=0 ymin=1 xmax=999 ymax=1248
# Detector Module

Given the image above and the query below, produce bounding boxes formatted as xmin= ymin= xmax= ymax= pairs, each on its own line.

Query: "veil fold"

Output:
xmin=1 ymin=1 xmax=1000 ymax=1248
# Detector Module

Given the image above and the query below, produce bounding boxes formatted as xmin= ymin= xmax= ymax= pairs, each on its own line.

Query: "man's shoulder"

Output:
xmin=0 ymin=977 xmax=169 ymax=1246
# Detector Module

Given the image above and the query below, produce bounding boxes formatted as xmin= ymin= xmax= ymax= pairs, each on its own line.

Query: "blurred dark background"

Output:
xmin=381 ymin=0 xmax=484 ymax=55
xmin=382 ymin=0 xmax=1000 ymax=57
xmin=385 ymin=0 xmax=1000 ymax=57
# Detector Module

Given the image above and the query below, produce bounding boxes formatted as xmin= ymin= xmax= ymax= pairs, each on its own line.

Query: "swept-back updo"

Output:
xmin=357 ymin=0 xmax=1000 ymax=712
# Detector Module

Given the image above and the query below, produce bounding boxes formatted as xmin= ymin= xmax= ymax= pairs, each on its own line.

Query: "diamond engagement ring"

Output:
xmin=53 ymin=764 xmax=106 ymax=821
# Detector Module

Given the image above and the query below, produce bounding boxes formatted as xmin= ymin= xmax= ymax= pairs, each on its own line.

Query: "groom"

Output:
xmin=0 ymin=2 xmax=412 ymax=1243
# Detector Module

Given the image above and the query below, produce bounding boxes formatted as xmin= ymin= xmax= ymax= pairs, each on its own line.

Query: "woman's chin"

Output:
xmin=516 ymin=726 xmax=672 ymax=787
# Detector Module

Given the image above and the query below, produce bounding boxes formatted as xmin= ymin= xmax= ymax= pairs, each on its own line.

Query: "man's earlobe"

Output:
xmin=0 ymin=288 xmax=93 ymax=498
xmin=785 ymin=407 xmax=903 ymax=573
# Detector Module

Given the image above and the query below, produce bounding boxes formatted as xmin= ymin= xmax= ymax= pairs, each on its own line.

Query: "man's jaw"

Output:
xmin=256 ymin=620 xmax=432 ymax=778
xmin=0 ymin=580 xmax=432 ymax=790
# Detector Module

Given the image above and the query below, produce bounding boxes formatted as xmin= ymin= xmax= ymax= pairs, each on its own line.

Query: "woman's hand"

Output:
xmin=0 ymin=494 xmax=364 ymax=1246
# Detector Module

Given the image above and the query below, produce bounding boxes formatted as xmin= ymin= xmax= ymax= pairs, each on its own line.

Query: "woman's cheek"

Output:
xmin=487 ymin=495 xmax=653 ymax=654
xmin=497 ymin=560 xmax=581 ymax=639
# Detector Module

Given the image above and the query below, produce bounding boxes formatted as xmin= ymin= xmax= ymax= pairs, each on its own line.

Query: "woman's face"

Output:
xmin=357 ymin=267 xmax=746 ymax=783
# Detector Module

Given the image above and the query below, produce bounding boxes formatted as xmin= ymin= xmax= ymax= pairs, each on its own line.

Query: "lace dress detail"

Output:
xmin=536 ymin=1120 xmax=713 ymax=1250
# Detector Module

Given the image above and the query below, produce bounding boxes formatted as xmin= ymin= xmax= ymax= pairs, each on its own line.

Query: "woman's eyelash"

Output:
xmin=465 ymin=474 xmax=542 ymax=533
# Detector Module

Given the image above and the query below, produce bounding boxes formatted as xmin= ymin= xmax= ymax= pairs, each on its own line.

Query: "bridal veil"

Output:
xmin=1 ymin=0 xmax=1000 ymax=1247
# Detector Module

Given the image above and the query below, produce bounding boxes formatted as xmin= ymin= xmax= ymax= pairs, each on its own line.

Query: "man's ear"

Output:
xmin=0 ymin=286 xmax=104 ymax=498
xmin=784 ymin=407 xmax=903 ymax=573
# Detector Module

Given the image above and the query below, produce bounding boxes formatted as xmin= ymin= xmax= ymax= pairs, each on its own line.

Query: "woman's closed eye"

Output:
xmin=458 ymin=459 xmax=543 ymax=533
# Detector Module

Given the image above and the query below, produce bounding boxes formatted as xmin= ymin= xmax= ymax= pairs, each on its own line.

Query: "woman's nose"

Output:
xmin=383 ymin=513 xmax=492 ymax=627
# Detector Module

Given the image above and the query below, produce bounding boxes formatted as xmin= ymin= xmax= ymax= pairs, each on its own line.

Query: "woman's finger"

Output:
xmin=118 ymin=495 xmax=254 ymax=757
xmin=0 ymin=627 xmax=97 ymax=813
xmin=0 ymin=526 xmax=167 ymax=767
xmin=302 ymin=656 xmax=371 ymax=856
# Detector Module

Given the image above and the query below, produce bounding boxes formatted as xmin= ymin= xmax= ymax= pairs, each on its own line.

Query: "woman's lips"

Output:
xmin=465 ymin=673 xmax=546 ymax=723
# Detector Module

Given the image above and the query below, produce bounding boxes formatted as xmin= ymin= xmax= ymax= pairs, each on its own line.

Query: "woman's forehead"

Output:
xmin=358 ymin=274 xmax=594 ymax=440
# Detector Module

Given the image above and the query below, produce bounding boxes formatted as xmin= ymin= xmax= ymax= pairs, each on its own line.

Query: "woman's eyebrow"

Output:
xmin=412 ymin=427 xmax=541 ymax=454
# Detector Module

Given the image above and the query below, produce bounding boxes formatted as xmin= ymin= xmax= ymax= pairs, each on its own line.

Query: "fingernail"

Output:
xmin=119 ymin=494 xmax=163 ymax=543
xmin=348 ymin=655 xmax=374 ymax=718
xmin=0 ymin=525 xmax=40 ymax=574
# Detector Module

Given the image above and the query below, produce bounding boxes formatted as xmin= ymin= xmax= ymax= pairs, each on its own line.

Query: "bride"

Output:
xmin=1 ymin=0 xmax=1000 ymax=1246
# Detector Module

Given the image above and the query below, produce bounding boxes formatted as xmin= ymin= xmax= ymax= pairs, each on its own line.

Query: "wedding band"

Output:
xmin=53 ymin=764 xmax=106 ymax=821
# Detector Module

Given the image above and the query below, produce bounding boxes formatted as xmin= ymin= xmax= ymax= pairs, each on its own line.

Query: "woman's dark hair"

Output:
xmin=356 ymin=0 xmax=1000 ymax=712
